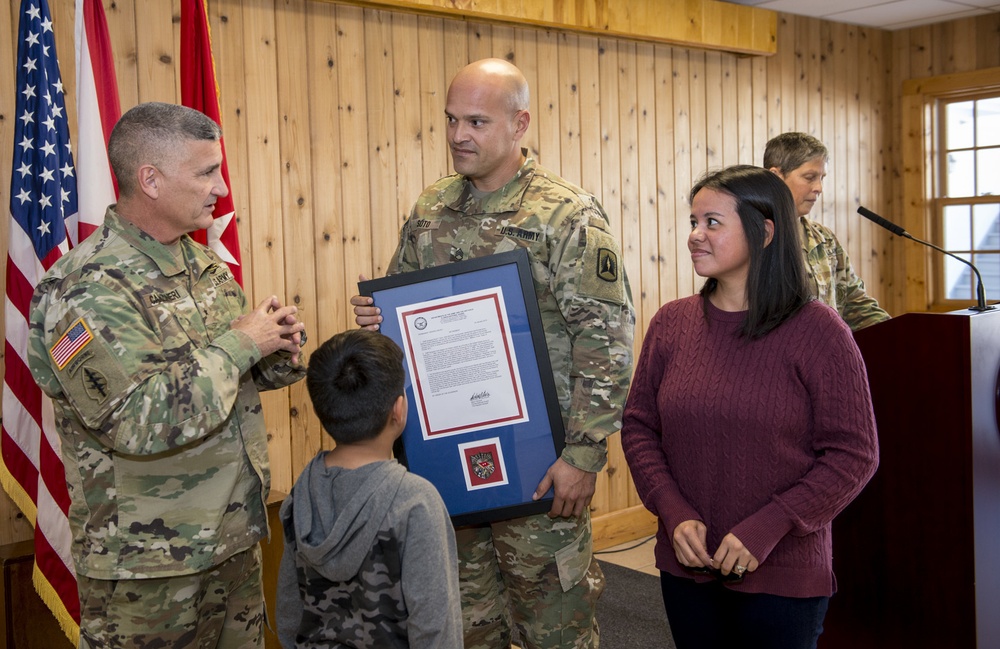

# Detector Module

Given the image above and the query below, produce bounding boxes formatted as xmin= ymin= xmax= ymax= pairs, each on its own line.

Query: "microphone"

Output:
xmin=858 ymin=206 xmax=995 ymax=312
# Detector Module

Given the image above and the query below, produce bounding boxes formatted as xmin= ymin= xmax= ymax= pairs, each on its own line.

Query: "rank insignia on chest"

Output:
xmin=50 ymin=318 xmax=94 ymax=370
xmin=207 ymin=263 xmax=235 ymax=287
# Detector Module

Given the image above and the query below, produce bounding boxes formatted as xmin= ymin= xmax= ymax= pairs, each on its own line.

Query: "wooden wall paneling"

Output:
xmin=635 ymin=42 xmax=659 ymax=339
xmin=241 ymin=0 xmax=293 ymax=492
xmin=750 ymin=48 xmax=768 ymax=165
xmin=534 ymin=28 xmax=561 ymax=174
xmin=777 ymin=15 xmax=796 ymax=133
xmin=632 ymin=40 xmax=657 ymax=508
xmin=654 ymin=45 xmax=678 ymax=308
xmin=873 ymin=27 xmax=894 ymax=312
xmin=417 ymin=16 xmax=449 ymax=190
xmin=102 ymin=0 xmax=139 ymax=111
xmin=793 ymin=15 xmax=809 ymax=131
xmin=467 ymin=20 xmax=492 ymax=62
xmin=274 ymin=0 xmax=322 ymax=479
xmin=388 ymin=9 xmax=422 ymax=271
xmin=557 ymin=31 xmax=582 ymax=185
xmin=765 ymin=20 xmax=783 ymax=143
xmin=490 ymin=23 xmax=516 ymax=67
xmin=213 ymin=0 xmax=256 ymax=306
xmin=335 ymin=4 xmax=374 ymax=339
xmin=975 ymin=16 xmax=1000 ymax=69
xmin=688 ymin=51 xmax=708 ymax=195
xmin=132 ymin=0 xmax=177 ymax=103
xmin=704 ymin=51 xmax=723 ymax=173
xmin=610 ymin=40 xmax=638 ymax=515
xmin=805 ymin=17 xmax=822 ymax=142
xmin=441 ymin=16 xmax=468 ymax=101
xmin=818 ymin=20 xmax=836 ymax=225
xmin=577 ymin=35 xmax=602 ymax=198
xmin=719 ymin=52 xmax=739 ymax=166
xmin=891 ymin=28 xmax=910 ymax=310
xmin=672 ymin=49 xmax=695 ymax=298
xmin=907 ymin=26 xmax=933 ymax=80
xmin=735 ymin=57 xmax=753 ymax=164
xmin=831 ymin=23 xmax=849 ymax=249
xmin=597 ymin=39 xmax=623 ymax=245
xmin=846 ymin=25 xmax=861 ymax=257
xmin=364 ymin=7 xmax=400 ymax=275
xmin=858 ymin=27 xmax=876 ymax=296
xmin=512 ymin=27 xmax=540 ymax=164
xmin=305 ymin=0 xmax=346 ymax=421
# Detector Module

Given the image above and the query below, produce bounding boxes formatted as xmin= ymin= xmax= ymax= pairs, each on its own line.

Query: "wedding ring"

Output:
xmin=734 ymin=564 xmax=747 ymax=574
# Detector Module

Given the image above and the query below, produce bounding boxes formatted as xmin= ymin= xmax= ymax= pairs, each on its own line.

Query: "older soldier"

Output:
xmin=352 ymin=59 xmax=635 ymax=648
xmin=28 ymin=102 xmax=306 ymax=648
xmin=764 ymin=132 xmax=890 ymax=330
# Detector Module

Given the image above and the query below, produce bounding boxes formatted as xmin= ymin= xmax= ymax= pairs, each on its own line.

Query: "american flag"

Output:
xmin=2 ymin=0 xmax=82 ymax=638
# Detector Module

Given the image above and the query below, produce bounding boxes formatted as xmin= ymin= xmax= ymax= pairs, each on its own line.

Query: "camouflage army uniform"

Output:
xmin=386 ymin=153 xmax=636 ymax=648
xmin=801 ymin=216 xmax=890 ymax=331
xmin=27 ymin=207 xmax=306 ymax=646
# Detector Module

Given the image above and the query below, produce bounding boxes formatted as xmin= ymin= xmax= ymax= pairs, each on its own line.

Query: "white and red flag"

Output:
xmin=181 ymin=0 xmax=243 ymax=286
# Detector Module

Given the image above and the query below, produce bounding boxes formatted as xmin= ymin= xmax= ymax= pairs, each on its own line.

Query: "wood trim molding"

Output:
xmin=317 ymin=0 xmax=778 ymax=56
xmin=592 ymin=504 xmax=658 ymax=551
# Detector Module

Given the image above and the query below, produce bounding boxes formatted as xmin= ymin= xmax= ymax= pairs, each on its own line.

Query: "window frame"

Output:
xmin=901 ymin=67 xmax=1000 ymax=312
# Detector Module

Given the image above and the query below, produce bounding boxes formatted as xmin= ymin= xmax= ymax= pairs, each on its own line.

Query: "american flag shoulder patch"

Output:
xmin=50 ymin=318 xmax=94 ymax=370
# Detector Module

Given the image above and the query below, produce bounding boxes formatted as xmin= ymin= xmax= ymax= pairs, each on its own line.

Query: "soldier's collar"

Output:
xmin=104 ymin=208 xmax=196 ymax=278
xmin=445 ymin=152 xmax=536 ymax=215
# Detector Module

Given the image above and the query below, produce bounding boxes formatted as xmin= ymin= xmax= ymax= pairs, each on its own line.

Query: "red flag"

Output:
xmin=2 ymin=0 xmax=82 ymax=641
xmin=180 ymin=0 xmax=243 ymax=286
xmin=73 ymin=0 xmax=121 ymax=244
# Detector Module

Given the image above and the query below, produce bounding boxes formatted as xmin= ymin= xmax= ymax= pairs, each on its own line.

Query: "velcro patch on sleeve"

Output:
xmin=49 ymin=318 xmax=94 ymax=370
xmin=579 ymin=227 xmax=626 ymax=305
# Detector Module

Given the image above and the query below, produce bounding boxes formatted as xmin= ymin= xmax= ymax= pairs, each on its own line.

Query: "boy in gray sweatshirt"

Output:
xmin=277 ymin=329 xmax=462 ymax=648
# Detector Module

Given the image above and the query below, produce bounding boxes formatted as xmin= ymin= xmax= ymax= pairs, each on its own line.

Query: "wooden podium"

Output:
xmin=822 ymin=309 xmax=1000 ymax=648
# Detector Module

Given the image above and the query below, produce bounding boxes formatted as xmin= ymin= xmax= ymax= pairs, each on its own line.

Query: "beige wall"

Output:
xmin=2 ymin=0 xmax=998 ymax=547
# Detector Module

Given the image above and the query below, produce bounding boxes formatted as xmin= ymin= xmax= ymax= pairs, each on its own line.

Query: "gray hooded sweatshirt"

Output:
xmin=276 ymin=453 xmax=462 ymax=648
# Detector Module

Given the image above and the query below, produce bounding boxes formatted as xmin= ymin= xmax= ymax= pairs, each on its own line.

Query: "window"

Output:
xmin=938 ymin=96 xmax=1000 ymax=302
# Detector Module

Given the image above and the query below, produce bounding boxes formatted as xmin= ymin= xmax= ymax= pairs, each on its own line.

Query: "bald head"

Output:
xmin=450 ymin=58 xmax=529 ymax=114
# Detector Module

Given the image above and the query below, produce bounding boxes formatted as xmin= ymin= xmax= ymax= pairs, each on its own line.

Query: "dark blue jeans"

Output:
xmin=660 ymin=571 xmax=830 ymax=649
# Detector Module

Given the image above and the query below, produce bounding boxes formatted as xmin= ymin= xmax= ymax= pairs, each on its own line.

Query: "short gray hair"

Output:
xmin=108 ymin=102 xmax=221 ymax=196
xmin=763 ymin=132 xmax=828 ymax=174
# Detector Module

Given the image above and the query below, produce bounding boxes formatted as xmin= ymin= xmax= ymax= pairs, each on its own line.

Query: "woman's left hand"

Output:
xmin=713 ymin=533 xmax=760 ymax=578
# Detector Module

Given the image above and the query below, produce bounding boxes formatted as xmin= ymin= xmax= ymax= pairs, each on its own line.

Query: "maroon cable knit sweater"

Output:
xmin=621 ymin=295 xmax=878 ymax=598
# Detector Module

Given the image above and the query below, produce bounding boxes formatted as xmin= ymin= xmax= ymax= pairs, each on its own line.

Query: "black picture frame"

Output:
xmin=359 ymin=248 xmax=565 ymax=526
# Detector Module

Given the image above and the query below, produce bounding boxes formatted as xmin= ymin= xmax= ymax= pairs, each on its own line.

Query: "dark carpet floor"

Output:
xmin=596 ymin=560 xmax=676 ymax=649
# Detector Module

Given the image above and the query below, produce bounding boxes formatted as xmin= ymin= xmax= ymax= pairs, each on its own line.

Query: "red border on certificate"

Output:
xmin=399 ymin=289 xmax=527 ymax=438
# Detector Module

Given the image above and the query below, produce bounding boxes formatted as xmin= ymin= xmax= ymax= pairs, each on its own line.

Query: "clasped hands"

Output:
xmin=673 ymin=519 xmax=759 ymax=579
xmin=231 ymin=295 xmax=306 ymax=364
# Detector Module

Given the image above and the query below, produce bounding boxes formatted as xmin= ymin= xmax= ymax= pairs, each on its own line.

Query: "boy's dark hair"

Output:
xmin=306 ymin=329 xmax=405 ymax=444
xmin=690 ymin=165 xmax=811 ymax=339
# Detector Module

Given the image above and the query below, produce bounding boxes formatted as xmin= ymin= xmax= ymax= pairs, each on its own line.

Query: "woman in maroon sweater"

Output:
xmin=621 ymin=165 xmax=878 ymax=649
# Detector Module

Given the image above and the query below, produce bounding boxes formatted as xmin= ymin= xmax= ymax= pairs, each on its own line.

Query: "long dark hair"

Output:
xmin=690 ymin=165 xmax=810 ymax=339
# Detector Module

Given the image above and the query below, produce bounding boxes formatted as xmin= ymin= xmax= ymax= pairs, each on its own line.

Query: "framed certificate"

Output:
xmin=359 ymin=248 xmax=565 ymax=526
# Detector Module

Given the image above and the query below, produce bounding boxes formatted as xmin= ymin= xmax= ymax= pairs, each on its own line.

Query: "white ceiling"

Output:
xmin=721 ymin=0 xmax=1000 ymax=30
